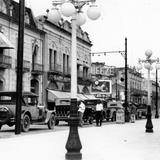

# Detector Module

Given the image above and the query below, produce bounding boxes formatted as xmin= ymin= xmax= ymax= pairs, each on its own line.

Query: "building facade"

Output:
xmin=0 ymin=0 xmax=44 ymax=103
xmin=0 ymin=0 xmax=93 ymax=104
xmin=91 ymin=62 xmax=148 ymax=103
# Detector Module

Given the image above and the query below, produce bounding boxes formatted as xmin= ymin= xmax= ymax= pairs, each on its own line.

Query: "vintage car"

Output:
xmin=83 ymin=99 xmax=106 ymax=124
xmin=0 ymin=91 xmax=56 ymax=132
xmin=136 ymin=103 xmax=147 ymax=119
xmin=104 ymin=101 xmax=124 ymax=121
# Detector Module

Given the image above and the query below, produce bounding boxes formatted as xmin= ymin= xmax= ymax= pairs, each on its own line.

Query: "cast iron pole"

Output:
xmin=15 ymin=0 xmax=25 ymax=134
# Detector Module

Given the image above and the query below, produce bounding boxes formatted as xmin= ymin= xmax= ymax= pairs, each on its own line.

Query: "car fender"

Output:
xmin=21 ymin=110 xmax=31 ymax=121
xmin=45 ymin=110 xmax=55 ymax=123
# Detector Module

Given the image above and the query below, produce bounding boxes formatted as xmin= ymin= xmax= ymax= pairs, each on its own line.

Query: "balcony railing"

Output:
xmin=32 ymin=63 xmax=43 ymax=75
xmin=0 ymin=55 xmax=12 ymax=69
xmin=15 ymin=60 xmax=30 ymax=73
xmin=78 ymin=71 xmax=91 ymax=80
xmin=63 ymin=67 xmax=71 ymax=75
xmin=49 ymin=63 xmax=62 ymax=73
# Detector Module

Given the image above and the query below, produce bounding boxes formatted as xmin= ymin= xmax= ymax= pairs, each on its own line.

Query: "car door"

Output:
xmin=25 ymin=96 xmax=39 ymax=120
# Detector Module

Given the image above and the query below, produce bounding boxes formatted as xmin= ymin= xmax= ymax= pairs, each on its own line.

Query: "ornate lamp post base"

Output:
xmin=65 ymin=99 xmax=82 ymax=160
xmin=145 ymin=105 xmax=153 ymax=133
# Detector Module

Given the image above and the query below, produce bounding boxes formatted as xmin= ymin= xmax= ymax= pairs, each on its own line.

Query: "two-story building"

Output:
xmin=0 ymin=0 xmax=44 ymax=103
xmin=0 ymin=0 xmax=93 ymax=104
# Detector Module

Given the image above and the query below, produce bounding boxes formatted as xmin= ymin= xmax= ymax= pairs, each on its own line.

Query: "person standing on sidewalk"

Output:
xmin=130 ymin=104 xmax=136 ymax=123
xmin=78 ymin=100 xmax=86 ymax=127
xmin=95 ymin=100 xmax=104 ymax=126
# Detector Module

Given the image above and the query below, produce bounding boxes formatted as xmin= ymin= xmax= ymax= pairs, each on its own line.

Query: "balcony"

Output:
xmin=15 ymin=60 xmax=30 ymax=73
xmin=48 ymin=63 xmax=62 ymax=74
xmin=31 ymin=63 xmax=43 ymax=75
xmin=0 ymin=55 xmax=12 ymax=69
xmin=63 ymin=67 xmax=71 ymax=76
xmin=78 ymin=71 xmax=91 ymax=80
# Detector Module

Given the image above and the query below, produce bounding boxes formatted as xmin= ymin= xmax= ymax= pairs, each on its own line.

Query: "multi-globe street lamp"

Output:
xmin=137 ymin=49 xmax=160 ymax=132
xmin=48 ymin=0 xmax=100 ymax=159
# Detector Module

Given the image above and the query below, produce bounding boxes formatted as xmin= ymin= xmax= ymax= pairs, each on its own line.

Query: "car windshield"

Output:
xmin=23 ymin=96 xmax=38 ymax=105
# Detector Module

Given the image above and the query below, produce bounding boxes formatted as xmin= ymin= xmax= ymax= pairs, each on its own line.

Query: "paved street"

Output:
xmin=0 ymin=118 xmax=160 ymax=160
xmin=0 ymin=120 xmax=115 ymax=138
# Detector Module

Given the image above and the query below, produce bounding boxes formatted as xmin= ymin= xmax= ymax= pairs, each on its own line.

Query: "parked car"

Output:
xmin=104 ymin=101 xmax=124 ymax=121
xmin=0 ymin=91 xmax=56 ymax=132
xmin=53 ymin=99 xmax=70 ymax=125
xmin=136 ymin=104 xmax=147 ymax=119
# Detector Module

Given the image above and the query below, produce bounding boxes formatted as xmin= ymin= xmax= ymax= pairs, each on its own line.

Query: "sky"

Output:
xmin=15 ymin=0 xmax=160 ymax=79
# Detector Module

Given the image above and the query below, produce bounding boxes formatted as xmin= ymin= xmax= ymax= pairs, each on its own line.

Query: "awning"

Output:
xmin=0 ymin=32 xmax=14 ymax=49
xmin=77 ymin=94 xmax=88 ymax=100
xmin=48 ymin=90 xmax=71 ymax=101
xmin=48 ymin=90 xmax=88 ymax=101
xmin=84 ymin=94 xmax=97 ymax=99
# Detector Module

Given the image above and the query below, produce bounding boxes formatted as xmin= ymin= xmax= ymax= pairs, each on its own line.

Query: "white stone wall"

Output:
xmin=0 ymin=16 xmax=43 ymax=102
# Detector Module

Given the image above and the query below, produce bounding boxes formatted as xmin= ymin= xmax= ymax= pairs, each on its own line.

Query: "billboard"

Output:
xmin=91 ymin=80 xmax=112 ymax=94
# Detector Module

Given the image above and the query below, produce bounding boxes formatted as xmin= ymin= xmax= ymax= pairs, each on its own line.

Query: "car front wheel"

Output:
xmin=47 ymin=114 xmax=55 ymax=129
xmin=21 ymin=114 xmax=31 ymax=132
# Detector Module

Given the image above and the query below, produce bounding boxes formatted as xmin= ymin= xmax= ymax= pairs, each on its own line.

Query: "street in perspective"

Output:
xmin=1 ymin=0 xmax=160 ymax=160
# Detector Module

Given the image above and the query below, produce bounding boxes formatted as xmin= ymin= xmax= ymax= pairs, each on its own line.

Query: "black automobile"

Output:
xmin=0 ymin=91 xmax=55 ymax=132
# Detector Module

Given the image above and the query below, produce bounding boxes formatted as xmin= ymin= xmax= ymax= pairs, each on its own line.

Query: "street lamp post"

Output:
xmin=48 ymin=1 xmax=100 ymax=159
xmin=137 ymin=50 xmax=160 ymax=132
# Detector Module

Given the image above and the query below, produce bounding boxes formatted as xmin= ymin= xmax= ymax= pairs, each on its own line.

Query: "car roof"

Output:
xmin=0 ymin=91 xmax=38 ymax=97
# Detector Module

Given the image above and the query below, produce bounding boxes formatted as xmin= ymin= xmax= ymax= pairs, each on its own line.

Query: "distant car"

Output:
xmin=0 ymin=91 xmax=56 ymax=132
xmin=104 ymin=101 xmax=124 ymax=121
xmin=136 ymin=104 xmax=147 ymax=119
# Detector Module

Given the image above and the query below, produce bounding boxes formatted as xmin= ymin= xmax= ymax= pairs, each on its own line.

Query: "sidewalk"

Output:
xmin=1 ymin=118 xmax=160 ymax=160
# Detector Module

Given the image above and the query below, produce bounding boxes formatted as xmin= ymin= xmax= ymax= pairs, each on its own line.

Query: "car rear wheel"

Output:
xmin=47 ymin=114 xmax=55 ymax=129
xmin=21 ymin=114 xmax=31 ymax=132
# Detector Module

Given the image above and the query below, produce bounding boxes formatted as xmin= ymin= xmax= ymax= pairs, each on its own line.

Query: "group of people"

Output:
xmin=78 ymin=100 xmax=104 ymax=127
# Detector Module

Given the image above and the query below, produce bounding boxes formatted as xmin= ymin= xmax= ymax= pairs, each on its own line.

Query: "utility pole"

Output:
xmin=124 ymin=37 xmax=130 ymax=122
xmin=15 ymin=0 xmax=25 ymax=134
xmin=91 ymin=38 xmax=129 ymax=122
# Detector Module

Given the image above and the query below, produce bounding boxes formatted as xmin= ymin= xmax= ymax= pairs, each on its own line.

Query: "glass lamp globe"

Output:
xmin=87 ymin=4 xmax=101 ymax=20
xmin=137 ymin=63 xmax=142 ymax=70
xmin=155 ymin=63 xmax=160 ymax=70
xmin=48 ymin=8 xmax=61 ymax=23
xmin=145 ymin=49 xmax=152 ymax=57
xmin=144 ymin=62 xmax=152 ymax=70
xmin=76 ymin=12 xmax=86 ymax=26
xmin=61 ymin=2 xmax=75 ymax=17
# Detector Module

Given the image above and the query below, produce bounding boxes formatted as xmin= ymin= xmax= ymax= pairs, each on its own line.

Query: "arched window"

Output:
xmin=31 ymin=79 xmax=39 ymax=95
xmin=25 ymin=12 xmax=30 ymax=24
xmin=0 ymin=0 xmax=7 ymax=14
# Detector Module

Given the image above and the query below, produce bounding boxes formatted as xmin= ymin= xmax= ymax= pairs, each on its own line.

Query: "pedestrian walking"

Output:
xmin=78 ymin=100 xmax=85 ymax=127
xmin=130 ymin=104 xmax=136 ymax=123
xmin=95 ymin=100 xmax=103 ymax=126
